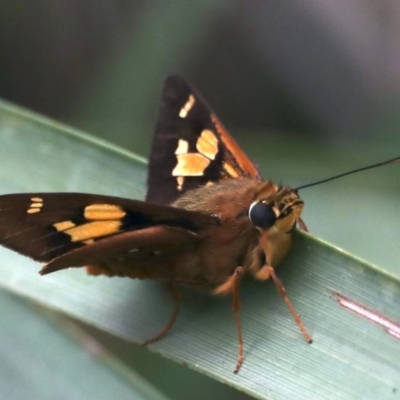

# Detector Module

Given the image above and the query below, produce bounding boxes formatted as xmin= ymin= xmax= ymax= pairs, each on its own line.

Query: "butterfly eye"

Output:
xmin=248 ymin=202 xmax=276 ymax=229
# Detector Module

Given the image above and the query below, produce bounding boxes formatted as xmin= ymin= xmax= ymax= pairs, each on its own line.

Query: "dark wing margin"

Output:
xmin=146 ymin=75 xmax=260 ymax=205
xmin=0 ymin=193 xmax=217 ymax=268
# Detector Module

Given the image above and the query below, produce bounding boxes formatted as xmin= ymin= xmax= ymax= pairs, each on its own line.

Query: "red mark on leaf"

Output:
xmin=333 ymin=292 xmax=400 ymax=340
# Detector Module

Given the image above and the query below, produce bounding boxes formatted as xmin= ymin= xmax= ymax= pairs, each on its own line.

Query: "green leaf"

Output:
xmin=0 ymin=288 xmax=169 ymax=400
xmin=0 ymin=99 xmax=399 ymax=400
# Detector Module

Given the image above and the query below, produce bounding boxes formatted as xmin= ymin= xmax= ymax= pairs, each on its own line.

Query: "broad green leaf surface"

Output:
xmin=0 ymin=290 xmax=169 ymax=400
xmin=0 ymin=99 xmax=399 ymax=399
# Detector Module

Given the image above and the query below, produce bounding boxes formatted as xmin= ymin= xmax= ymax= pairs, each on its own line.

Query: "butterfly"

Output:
xmin=0 ymin=76 xmax=398 ymax=373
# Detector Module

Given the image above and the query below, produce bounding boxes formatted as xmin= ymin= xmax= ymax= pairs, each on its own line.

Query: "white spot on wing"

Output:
xmin=179 ymin=94 xmax=195 ymax=118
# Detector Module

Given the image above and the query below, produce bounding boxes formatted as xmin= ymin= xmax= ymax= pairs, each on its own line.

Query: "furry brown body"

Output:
xmin=87 ymin=177 xmax=303 ymax=296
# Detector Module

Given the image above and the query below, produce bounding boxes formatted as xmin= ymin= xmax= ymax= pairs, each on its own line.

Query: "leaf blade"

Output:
xmin=0 ymin=99 xmax=399 ymax=399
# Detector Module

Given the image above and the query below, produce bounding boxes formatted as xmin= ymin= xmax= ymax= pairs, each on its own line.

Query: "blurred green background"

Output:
xmin=0 ymin=2 xmax=399 ymax=399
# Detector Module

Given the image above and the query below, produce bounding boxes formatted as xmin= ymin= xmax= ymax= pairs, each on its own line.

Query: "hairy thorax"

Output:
xmin=171 ymin=178 xmax=294 ymax=287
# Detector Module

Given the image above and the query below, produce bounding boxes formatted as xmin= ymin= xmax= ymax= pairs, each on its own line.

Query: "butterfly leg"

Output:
xmin=143 ymin=282 xmax=181 ymax=345
xmin=263 ymin=265 xmax=312 ymax=343
xmin=298 ymin=218 xmax=309 ymax=232
xmin=213 ymin=266 xmax=245 ymax=372
xmin=232 ymin=266 xmax=245 ymax=373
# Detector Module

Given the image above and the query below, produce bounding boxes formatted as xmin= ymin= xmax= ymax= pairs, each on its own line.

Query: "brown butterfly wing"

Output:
xmin=0 ymin=193 xmax=217 ymax=272
xmin=146 ymin=75 xmax=260 ymax=205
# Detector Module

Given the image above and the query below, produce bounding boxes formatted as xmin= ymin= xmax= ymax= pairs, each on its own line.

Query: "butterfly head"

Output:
xmin=248 ymin=186 xmax=304 ymax=234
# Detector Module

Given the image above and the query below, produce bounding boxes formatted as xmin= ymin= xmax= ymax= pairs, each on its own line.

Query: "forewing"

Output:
xmin=0 ymin=193 xmax=217 ymax=269
xmin=146 ymin=75 xmax=260 ymax=205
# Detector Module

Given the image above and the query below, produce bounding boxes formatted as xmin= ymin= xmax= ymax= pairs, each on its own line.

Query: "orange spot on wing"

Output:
xmin=175 ymin=139 xmax=189 ymax=155
xmin=196 ymin=129 xmax=218 ymax=160
xmin=84 ymin=204 xmax=126 ymax=220
xmin=179 ymin=94 xmax=195 ymax=118
xmin=176 ymin=176 xmax=185 ymax=190
xmin=223 ymin=162 xmax=239 ymax=178
xmin=27 ymin=208 xmax=41 ymax=214
xmin=64 ymin=221 xmax=121 ymax=242
xmin=53 ymin=221 xmax=76 ymax=231
xmin=173 ymin=153 xmax=210 ymax=177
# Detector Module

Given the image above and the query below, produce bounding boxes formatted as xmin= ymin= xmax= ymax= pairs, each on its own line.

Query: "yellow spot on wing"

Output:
xmin=223 ymin=162 xmax=239 ymax=178
xmin=173 ymin=153 xmax=210 ymax=176
xmin=53 ymin=221 xmax=76 ymax=232
xmin=27 ymin=197 xmax=44 ymax=214
xmin=84 ymin=204 xmax=126 ymax=220
xmin=196 ymin=129 xmax=218 ymax=160
xmin=176 ymin=176 xmax=185 ymax=190
xmin=64 ymin=221 xmax=122 ymax=242
xmin=175 ymin=139 xmax=189 ymax=155
xmin=179 ymin=94 xmax=195 ymax=118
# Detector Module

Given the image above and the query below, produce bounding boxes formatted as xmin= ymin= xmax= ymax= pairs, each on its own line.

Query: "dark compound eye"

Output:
xmin=248 ymin=202 xmax=276 ymax=229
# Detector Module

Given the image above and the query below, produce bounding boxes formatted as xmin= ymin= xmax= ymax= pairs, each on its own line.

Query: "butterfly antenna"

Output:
xmin=295 ymin=156 xmax=400 ymax=191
